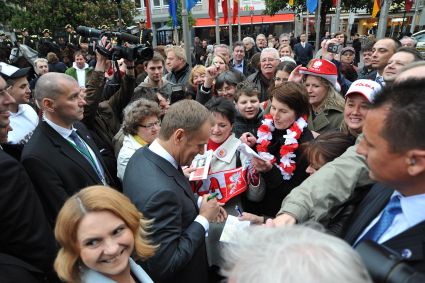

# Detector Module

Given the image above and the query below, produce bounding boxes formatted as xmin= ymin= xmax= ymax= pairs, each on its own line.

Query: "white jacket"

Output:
xmin=117 ymin=135 xmax=144 ymax=181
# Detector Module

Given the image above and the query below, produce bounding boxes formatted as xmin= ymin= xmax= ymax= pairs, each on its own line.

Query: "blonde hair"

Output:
xmin=54 ymin=186 xmax=157 ymax=283
xmin=189 ymin=65 xmax=206 ymax=87
xmin=305 ymin=75 xmax=344 ymax=113
xmin=166 ymin=45 xmax=187 ymax=62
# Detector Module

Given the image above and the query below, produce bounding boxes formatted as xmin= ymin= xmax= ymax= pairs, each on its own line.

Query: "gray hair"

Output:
xmin=166 ymin=45 xmax=187 ymax=62
xmin=279 ymin=33 xmax=290 ymax=41
xmin=222 ymin=225 xmax=372 ymax=283
xmin=256 ymin=33 xmax=266 ymax=40
xmin=34 ymin=73 xmax=76 ymax=104
xmin=242 ymin=37 xmax=255 ymax=45
xmin=400 ymin=36 xmax=417 ymax=47
xmin=34 ymin=58 xmax=48 ymax=68
xmin=261 ymin=48 xmax=279 ymax=59
xmin=214 ymin=44 xmax=230 ymax=55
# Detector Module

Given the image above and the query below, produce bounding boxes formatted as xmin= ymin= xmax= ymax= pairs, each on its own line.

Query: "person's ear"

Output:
xmin=42 ymin=98 xmax=55 ymax=113
xmin=173 ymin=128 xmax=185 ymax=146
xmin=406 ymin=150 xmax=425 ymax=176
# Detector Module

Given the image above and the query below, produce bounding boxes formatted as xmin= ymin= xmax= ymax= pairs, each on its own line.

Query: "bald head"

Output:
xmin=34 ymin=73 xmax=77 ymax=104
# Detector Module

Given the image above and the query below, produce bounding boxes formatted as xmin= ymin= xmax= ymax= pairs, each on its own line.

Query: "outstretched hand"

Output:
xmin=288 ymin=65 xmax=304 ymax=83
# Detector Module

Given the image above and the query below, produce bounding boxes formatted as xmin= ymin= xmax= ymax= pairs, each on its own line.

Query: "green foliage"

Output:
xmin=1 ymin=0 xmax=138 ymax=34
xmin=166 ymin=0 xmax=196 ymax=28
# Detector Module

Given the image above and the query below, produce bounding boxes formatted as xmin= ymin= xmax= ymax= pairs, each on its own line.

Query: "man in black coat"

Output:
xmin=343 ymin=79 xmax=425 ymax=273
xmin=21 ymin=73 xmax=116 ymax=227
xmin=0 ymin=75 xmax=57 ymax=282
xmin=293 ymin=33 xmax=314 ymax=66
xmin=123 ymin=100 xmax=224 ymax=283
xmin=137 ymin=19 xmax=153 ymax=46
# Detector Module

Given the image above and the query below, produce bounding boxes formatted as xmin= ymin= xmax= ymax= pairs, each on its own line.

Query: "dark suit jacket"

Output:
xmin=0 ymin=150 xmax=57 ymax=281
xmin=230 ymin=59 xmax=255 ymax=77
xmin=21 ymin=121 xmax=115 ymax=226
xmin=123 ymin=146 xmax=209 ymax=283
xmin=343 ymin=183 xmax=425 ymax=272
xmin=293 ymin=42 xmax=314 ymax=66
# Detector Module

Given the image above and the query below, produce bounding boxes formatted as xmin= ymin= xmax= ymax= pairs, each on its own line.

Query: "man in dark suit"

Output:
xmin=21 ymin=72 xmax=116 ymax=226
xmin=293 ymin=33 xmax=314 ymax=66
xmin=344 ymin=78 xmax=425 ymax=272
xmin=124 ymin=100 xmax=224 ymax=283
xmin=0 ymin=75 xmax=58 ymax=282
xmin=230 ymin=41 xmax=255 ymax=77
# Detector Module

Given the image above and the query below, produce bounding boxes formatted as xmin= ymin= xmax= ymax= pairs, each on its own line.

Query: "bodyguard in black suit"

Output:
xmin=293 ymin=33 xmax=314 ymax=66
xmin=0 ymin=76 xmax=58 ymax=282
xmin=124 ymin=100 xmax=224 ymax=283
xmin=21 ymin=73 xmax=116 ymax=226
xmin=344 ymin=79 xmax=425 ymax=272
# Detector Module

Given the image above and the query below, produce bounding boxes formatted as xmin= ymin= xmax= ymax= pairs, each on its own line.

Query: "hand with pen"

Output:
xmin=199 ymin=193 xmax=221 ymax=222
xmin=237 ymin=210 xmax=265 ymax=225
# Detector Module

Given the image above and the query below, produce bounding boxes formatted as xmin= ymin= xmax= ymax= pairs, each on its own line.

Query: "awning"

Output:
xmin=194 ymin=13 xmax=294 ymax=28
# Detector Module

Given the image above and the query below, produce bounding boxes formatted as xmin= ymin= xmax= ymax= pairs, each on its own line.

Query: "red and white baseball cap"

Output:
xmin=345 ymin=79 xmax=382 ymax=103
xmin=299 ymin=59 xmax=338 ymax=90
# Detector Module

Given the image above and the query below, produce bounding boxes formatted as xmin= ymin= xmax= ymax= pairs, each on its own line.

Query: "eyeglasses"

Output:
xmin=261 ymin=58 xmax=280 ymax=63
xmin=216 ymin=86 xmax=235 ymax=94
xmin=0 ymin=85 xmax=12 ymax=97
xmin=139 ymin=120 xmax=161 ymax=130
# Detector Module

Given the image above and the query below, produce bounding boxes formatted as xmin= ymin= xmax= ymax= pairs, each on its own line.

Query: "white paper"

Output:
xmin=237 ymin=143 xmax=270 ymax=161
xmin=219 ymin=215 xmax=250 ymax=244
xmin=189 ymin=150 xmax=213 ymax=181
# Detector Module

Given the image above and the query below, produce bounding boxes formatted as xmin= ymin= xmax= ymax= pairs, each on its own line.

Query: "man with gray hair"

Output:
xmin=278 ymin=33 xmax=290 ymax=48
xmin=222 ymin=225 xmax=372 ymax=283
xmin=29 ymin=57 xmax=49 ymax=90
xmin=243 ymin=36 xmax=257 ymax=60
xmin=400 ymin=36 xmax=417 ymax=47
xmin=165 ymin=45 xmax=191 ymax=85
xmin=21 ymin=72 xmax=116 ymax=227
xmin=255 ymin=33 xmax=267 ymax=52
xmin=247 ymin=48 xmax=280 ymax=102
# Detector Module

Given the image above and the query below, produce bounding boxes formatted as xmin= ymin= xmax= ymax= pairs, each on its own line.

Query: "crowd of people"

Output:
xmin=1 ymin=19 xmax=425 ymax=283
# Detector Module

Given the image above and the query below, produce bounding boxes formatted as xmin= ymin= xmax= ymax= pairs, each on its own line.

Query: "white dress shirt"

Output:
xmin=355 ymin=191 xmax=425 ymax=245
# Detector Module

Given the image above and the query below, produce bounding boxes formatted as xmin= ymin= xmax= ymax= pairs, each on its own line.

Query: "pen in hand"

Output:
xmin=207 ymin=192 xmax=219 ymax=201
xmin=235 ymin=205 xmax=243 ymax=217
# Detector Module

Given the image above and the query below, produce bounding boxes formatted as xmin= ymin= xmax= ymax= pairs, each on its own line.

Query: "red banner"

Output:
xmin=222 ymin=0 xmax=229 ymax=23
xmin=192 ymin=167 xmax=248 ymax=204
xmin=145 ymin=0 xmax=152 ymax=28
xmin=233 ymin=0 xmax=238 ymax=24
xmin=405 ymin=0 xmax=414 ymax=12
xmin=209 ymin=0 xmax=216 ymax=21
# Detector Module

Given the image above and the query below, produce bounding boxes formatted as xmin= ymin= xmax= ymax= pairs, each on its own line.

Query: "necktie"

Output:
xmin=375 ymin=75 xmax=384 ymax=85
xmin=359 ymin=196 xmax=402 ymax=243
xmin=69 ymin=131 xmax=105 ymax=184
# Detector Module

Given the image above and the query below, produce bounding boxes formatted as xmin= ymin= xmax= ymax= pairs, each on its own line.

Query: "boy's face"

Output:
xmin=236 ymin=93 xmax=260 ymax=120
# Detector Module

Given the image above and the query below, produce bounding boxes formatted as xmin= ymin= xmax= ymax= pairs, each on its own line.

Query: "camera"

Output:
xmin=327 ymin=43 xmax=341 ymax=54
xmin=76 ymin=26 xmax=153 ymax=64
xmin=355 ymin=241 xmax=425 ymax=283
